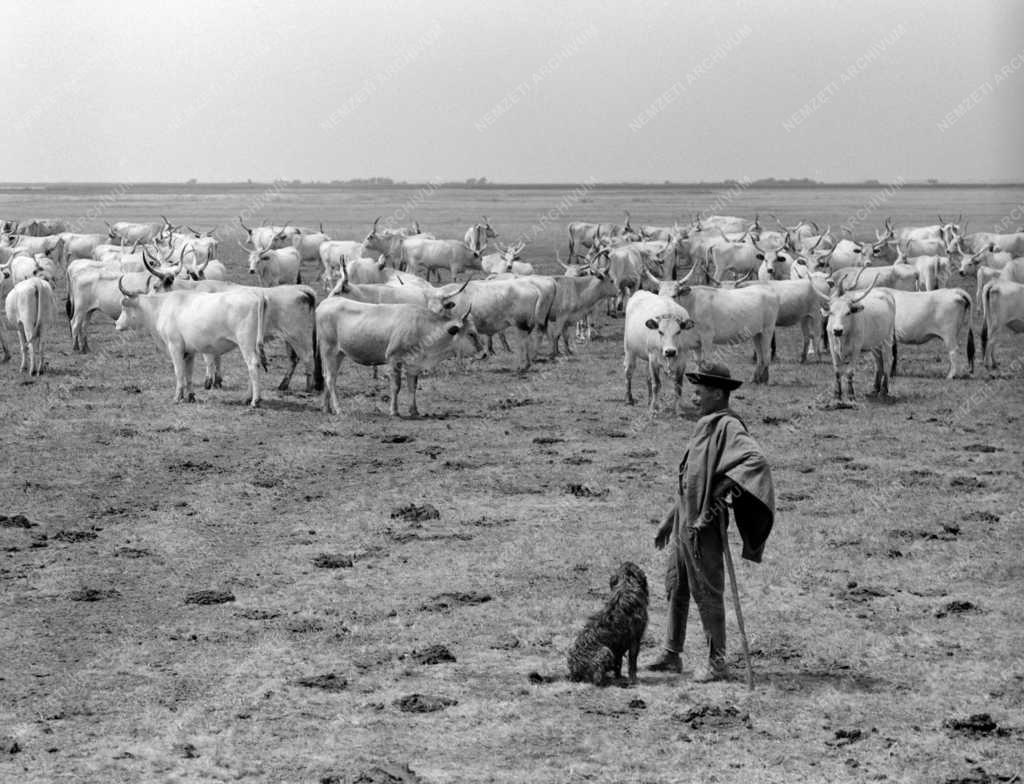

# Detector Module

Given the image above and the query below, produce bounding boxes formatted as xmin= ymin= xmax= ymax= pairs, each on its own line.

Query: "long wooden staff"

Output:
xmin=720 ymin=513 xmax=754 ymax=690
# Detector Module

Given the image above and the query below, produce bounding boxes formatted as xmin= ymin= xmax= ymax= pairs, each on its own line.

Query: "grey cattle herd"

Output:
xmin=1 ymin=210 xmax=1022 ymax=414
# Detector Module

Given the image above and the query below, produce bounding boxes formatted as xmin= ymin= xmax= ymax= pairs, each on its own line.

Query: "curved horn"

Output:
xmin=371 ymin=216 xmax=381 ymax=233
xmin=238 ymin=216 xmax=252 ymax=233
xmin=118 ymin=275 xmax=130 ymax=296
xmin=555 ymin=248 xmax=570 ymax=270
xmin=938 ymin=215 xmax=946 ymax=226
xmin=849 ymin=276 xmax=877 ymax=304
xmin=319 ymin=221 xmax=325 ymax=234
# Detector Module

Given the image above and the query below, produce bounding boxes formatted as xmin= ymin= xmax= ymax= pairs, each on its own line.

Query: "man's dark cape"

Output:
xmin=673 ymin=409 xmax=776 ymax=563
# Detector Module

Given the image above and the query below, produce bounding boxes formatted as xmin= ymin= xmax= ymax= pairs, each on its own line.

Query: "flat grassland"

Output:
xmin=0 ymin=185 xmax=1022 ymax=783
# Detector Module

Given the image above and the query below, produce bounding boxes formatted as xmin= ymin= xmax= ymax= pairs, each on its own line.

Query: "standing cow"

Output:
xmin=823 ymin=283 xmax=896 ymax=404
xmin=4 ymin=276 xmax=56 ymax=375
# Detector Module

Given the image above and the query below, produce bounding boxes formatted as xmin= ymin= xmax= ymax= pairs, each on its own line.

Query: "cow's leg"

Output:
xmin=945 ymin=336 xmax=959 ymax=379
xmin=407 ymin=370 xmax=421 ymax=418
xmin=770 ymin=331 xmax=777 ymax=362
xmin=169 ymin=350 xmax=188 ymax=403
xmin=798 ymin=320 xmax=811 ymax=363
xmin=648 ymin=361 xmax=660 ymax=411
xmin=78 ymin=309 xmax=93 ymax=353
xmin=183 ymin=353 xmax=197 ymax=403
xmin=203 ymin=355 xmax=217 ymax=389
xmin=0 ymin=325 xmax=9 ymax=362
xmin=242 ymin=347 xmax=261 ymax=408
xmin=388 ymin=362 xmax=402 ymax=416
xmin=15 ymin=325 xmax=27 ymax=374
xmin=321 ymin=349 xmax=342 ymax=414
xmin=30 ymin=332 xmax=41 ymax=375
xmin=845 ymin=368 xmax=856 ymax=400
xmin=516 ymin=327 xmax=532 ymax=371
xmin=278 ymin=344 xmax=299 ymax=391
xmin=498 ymin=331 xmax=512 ymax=354
xmin=624 ymin=351 xmax=637 ymax=405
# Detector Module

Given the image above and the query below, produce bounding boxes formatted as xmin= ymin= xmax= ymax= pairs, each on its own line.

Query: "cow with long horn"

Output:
xmin=822 ymin=279 xmax=896 ymax=405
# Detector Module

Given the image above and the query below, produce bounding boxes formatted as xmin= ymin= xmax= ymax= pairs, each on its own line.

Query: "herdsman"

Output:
xmin=648 ymin=362 xmax=776 ymax=682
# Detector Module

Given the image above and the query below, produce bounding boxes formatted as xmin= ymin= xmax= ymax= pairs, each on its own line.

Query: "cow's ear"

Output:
xmin=819 ymin=307 xmax=830 ymax=319
xmin=756 ymin=253 xmax=764 ymax=260
xmin=849 ymin=303 xmax=863 ymax=313
xmin=675 ymin=285 xmax=691 ymax=296
xmin=680 ymin=318 xmax=695 ymax=330
xmin=644 ymin=318 xmax=659 ymax=330
xmin=446 ymin=323 xmax=461 ymax=335
xmin=443 ymin=301 xmax=455 ymax=310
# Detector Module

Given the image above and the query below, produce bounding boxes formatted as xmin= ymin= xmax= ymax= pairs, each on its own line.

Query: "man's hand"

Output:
xmin=654 ymin=509 xmax=675 ymax=550
xmin=711 ymin=476 xmax=739 ymax=503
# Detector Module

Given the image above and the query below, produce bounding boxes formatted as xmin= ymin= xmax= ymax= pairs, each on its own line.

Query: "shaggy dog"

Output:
xmin=567 ymin=561 xmax=649 ymax=686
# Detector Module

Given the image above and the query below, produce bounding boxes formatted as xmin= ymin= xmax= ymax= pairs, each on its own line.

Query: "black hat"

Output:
xmin=685 ymin=361 xmax=743 ymax=391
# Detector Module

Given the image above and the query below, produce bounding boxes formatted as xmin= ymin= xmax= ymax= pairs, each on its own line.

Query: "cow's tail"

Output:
xmin=980 ymin=283 xmax=995 ymax=357
xmin=257 ymin=294 xmax=268 ymax=372
xmin=302 ymin=289 xmax=325 ymax=391
xmin=959 ymin=291 xmax=975 ymax=373
xmin=890 ymin=328 xmax=898 ymax=376
xmin=64 ymin=267 xmax=74 ymax=323
xmin=30 ymin=280 xmax=44 ymax=341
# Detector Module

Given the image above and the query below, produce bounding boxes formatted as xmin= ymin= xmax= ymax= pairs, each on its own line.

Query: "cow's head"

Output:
xmin=823 ymin=279 xmax=876 ymax=338
xmin=644 ymin=312 xmax=696 ymax=360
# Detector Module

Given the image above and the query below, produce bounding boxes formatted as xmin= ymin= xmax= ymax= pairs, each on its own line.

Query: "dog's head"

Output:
xmin=610 ymin=561 xmax=648 ymax=601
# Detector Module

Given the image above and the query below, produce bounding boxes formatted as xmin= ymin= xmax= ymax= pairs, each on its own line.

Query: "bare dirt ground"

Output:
xmin=1 ymin=186 xmax=1022 ymax=783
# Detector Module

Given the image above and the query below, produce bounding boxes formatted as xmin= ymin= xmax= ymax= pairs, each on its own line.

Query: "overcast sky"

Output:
xmin=3 ymin=0 xmax=1022 ymax=183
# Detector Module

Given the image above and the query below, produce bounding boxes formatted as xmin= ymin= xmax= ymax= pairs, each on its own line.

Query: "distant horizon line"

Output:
xmin=2 ymin=179 xmax=1023 ymax=190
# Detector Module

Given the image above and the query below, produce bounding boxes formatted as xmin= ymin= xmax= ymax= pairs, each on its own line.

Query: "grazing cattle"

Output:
xmin=244 ymin=243 xmax=302 ymax=286
xmin=11 ymin=219 xmax=68 ymax=237
xmin=708 ymin=230 xmax=765 ymax=282
xmin=813 ymin=238 xmax=872 ymax=272
xmin=66 ymin=256 xmax=177 ymax=352
xmin=823 ymin=283 xmax=896 ymax=403
xmin=183 ymin=282 xmax=321 ymax=393
xmin=290 ymin=224 xmax=331 ymax=267
xmin=168 ymin=228 xmax=219 ymax=267
xmin=892 ymin=244 xmax=944 ymax=291
xmin=4 ymin=276 xmax=56 ymax=375
xmin=885 ymin=288 xmax=974 ymax=379
xmin=6 ymin=254 xmax=58 ymax=286
xmin=436 ymin=277 xmax=553 ymax=370
xmin=587 ymin=242 xmax=656 ymax=313
xmin=980 ymin=280 xmax=1024 ymax=369
xmin=319 ymin=240 xmax=367 ymax=286
xmin=829 ymin=264 xmax=919 ymax=295
xmin=660 ymin=259 xmax=779 ymax=383
xmin=547 ymin=266 xmax=618 ymax=357
xmin=464 ymin=217 xmax=498 ymax=253
xmin=8 ymin=234 xmax=64 ymax=261
xmin=58 ymin=232 xmax=107 ymax=264
xmin=330 ymin=269 xmax=458 ymax=315
xmin=739 ymin=277 xmax=829 ymax=363
xmin=106 ymin=219 xmax=172 ymax=245
xmin=567 ymin=211 xmax=639 ymax=262
xmin=115 ymin=282 xmax=268 ymax=407
xmin=961 ymin=230 xmax=1024 ymax=256
xmin=402 ymin=237 xmax=482 ymax=282
xmin=623 ymin=290 xmax=696 ymax=411
xmin=238 ymin=217 xmax=300 ymax=251
xmin=481 ymin=242 xmax=527 ymax=275
xmin=998 ymin=257 xmax=1024 ymax=284
xmin=896 ymin=216 xmax=961 ymax=245
xmin=315 ymin=297 xmax=475 ymax=416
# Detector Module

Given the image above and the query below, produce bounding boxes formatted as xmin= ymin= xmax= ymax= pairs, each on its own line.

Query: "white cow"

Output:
xmin=886 ymin=288 xmax=974 ymax=379
xmin=115 ymin=282 xmax=268 ymax=407
xmin=980 ymin=279 xmax=1024 ymax=369
xmin=315 ymin=297 xmax=476 ymax=416
xmin=4 ymin=276 xmax=56 ymax=375
xmin=623 ymin=290 xmax=696 ymax=411
xmin=823 ymin=284 xmax=896 ymax=404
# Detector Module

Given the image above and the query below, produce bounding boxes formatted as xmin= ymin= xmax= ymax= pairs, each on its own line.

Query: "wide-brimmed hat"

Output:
xmin=685 ymin=362 xmax=743 ymax=391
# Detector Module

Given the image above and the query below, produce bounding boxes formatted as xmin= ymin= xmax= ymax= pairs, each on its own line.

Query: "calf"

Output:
xmin=4 ymin=276 xmax=55 ymax=374
xmin=623 ymin=290 xmax=696 ymax=411
xmin=246 ymin=244 xmax=302 ymax=286
xmin=547 ymin=268 xmax=618 ymax=357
